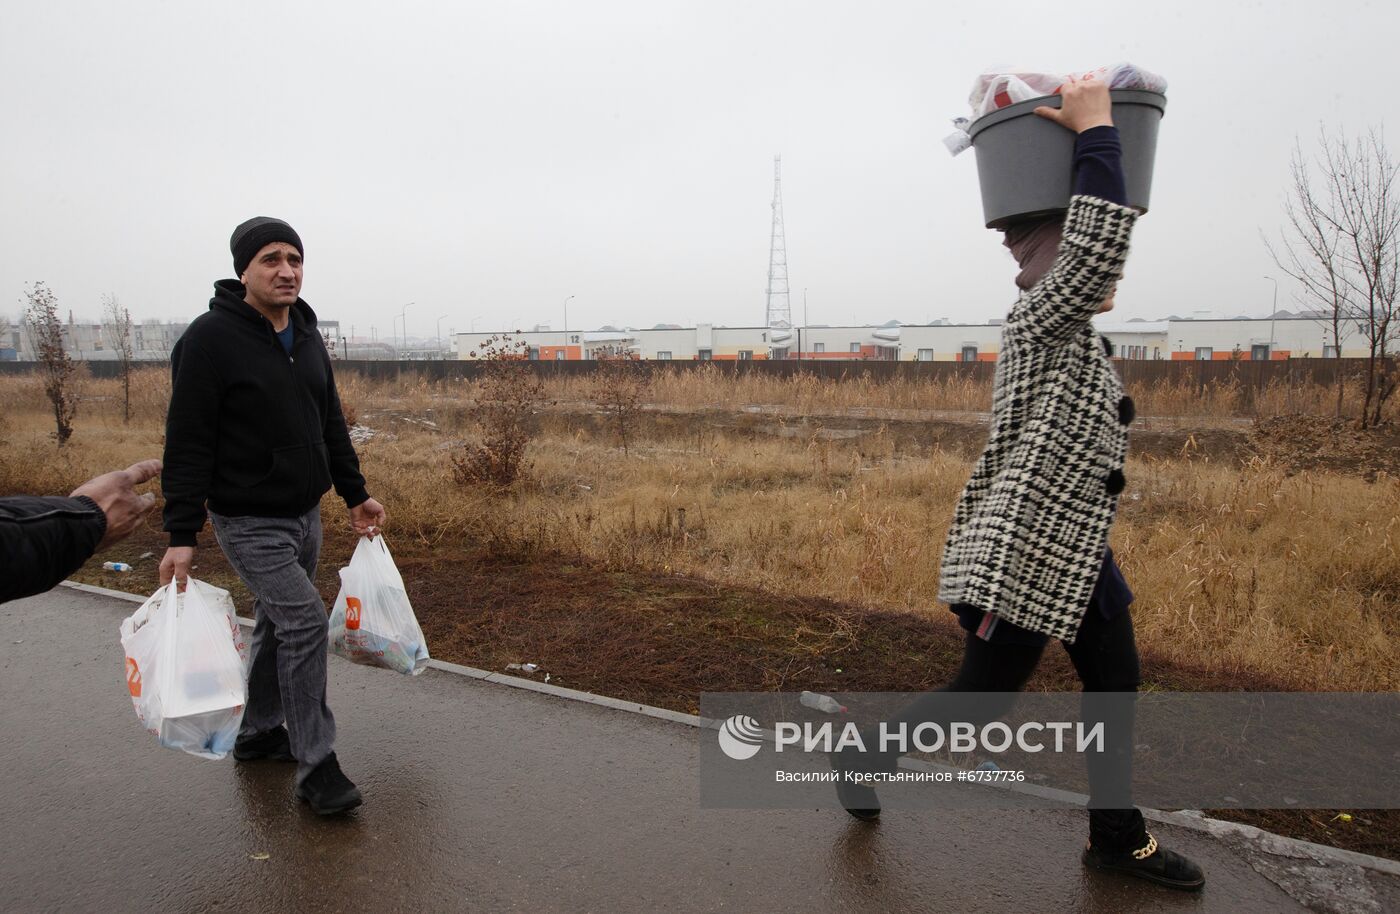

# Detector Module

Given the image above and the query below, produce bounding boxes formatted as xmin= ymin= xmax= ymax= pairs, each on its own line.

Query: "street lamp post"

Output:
xmin=1263 ymin=276 xmax=1278 ymax=356
xmin=398 ymin=301 xmax=414 ymax=360
xmin=801 ymin=288 xmax=808 ymax=366
xmin=563 ymin=295 xmax=575 ymax=356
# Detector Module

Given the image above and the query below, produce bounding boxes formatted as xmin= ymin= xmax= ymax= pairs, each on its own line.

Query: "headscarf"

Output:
xmin=1001 ymin=217 xmax=1064 ymax=292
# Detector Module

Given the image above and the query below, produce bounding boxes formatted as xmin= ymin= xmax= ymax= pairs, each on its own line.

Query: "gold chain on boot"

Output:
xmin=1131 ymin=833 xmax=1158 ymax=860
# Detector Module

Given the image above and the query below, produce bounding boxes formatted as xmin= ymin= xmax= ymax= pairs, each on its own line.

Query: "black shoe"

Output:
xmin=295 ymin=753 xmax=363 ymax=816
xmin=1082 ymin=833 xmax=1205 ymax=891
xmin=233 ymin=727 xmax=296 ymax=762
xmin=829 ymin=750 xmax=881 ymax=821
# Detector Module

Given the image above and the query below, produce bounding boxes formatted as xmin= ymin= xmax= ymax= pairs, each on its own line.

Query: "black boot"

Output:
xmin=295 ymin=753 xmax=363 ymax=815
xmin=1082 ymin=833 xmax=1205 ymax=891
xmin=829 ymin=748 xmax=881 ymax=821
xmin=233 ymin=726 xmax=295 ymax=762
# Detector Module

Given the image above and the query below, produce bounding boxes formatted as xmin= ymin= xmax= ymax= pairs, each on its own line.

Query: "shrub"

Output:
xmin=450 ymin=334 xmax=546 ymax=488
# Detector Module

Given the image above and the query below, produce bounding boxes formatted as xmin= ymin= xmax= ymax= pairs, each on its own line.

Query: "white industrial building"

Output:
xmin=454 ymin=314 xmax=1377 ymax=363
xmin=1 ymin=318 xmax=190 ymax=361
xmin=4 ymin=312 xmax=1373 ymax=364
xmin=1 ymin=318 xmax=349 ymax=362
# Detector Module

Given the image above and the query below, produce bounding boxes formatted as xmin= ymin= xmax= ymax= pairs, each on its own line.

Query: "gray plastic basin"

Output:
xmin=968 ymin=89 xmax=1166 ymax=229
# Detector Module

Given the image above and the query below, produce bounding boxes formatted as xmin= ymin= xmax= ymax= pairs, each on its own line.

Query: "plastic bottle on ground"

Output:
xmin=800 ymin=690 xmax=847 ymax=714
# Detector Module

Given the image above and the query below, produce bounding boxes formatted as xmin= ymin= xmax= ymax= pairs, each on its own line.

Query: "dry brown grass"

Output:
xmin=2 ymin=369 xmax=1395 ymax=691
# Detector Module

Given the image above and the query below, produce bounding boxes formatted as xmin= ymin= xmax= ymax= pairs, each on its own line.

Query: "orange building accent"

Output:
xmin=539 ymin=345 xmax=583 ymax=361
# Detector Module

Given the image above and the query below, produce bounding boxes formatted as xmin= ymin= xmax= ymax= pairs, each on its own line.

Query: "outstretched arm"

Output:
xmin=1005 ymin=76 xmax=1137 ymax=347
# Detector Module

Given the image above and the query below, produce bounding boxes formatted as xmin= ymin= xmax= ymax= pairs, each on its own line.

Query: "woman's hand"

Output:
xmin=1034 ymin=73 xmax=1113 ymax=134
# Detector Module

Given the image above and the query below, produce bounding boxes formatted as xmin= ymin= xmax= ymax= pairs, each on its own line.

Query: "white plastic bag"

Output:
xmin=945 ymin=62 xmax=1169 ymax=156
xmin=186 ymin=578 xmax=250 ymax=673
xmin=118 ymin=579 xmax=248 ymax=759
xmin=969 ymin=62 xmax=1168 ymax=119
xmin=329 ymin=536 xmax=430 ymax=676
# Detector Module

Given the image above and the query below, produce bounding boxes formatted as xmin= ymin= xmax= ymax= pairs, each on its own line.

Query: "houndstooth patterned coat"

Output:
xmin=937 ymin=195 xmax=1137 ymax=642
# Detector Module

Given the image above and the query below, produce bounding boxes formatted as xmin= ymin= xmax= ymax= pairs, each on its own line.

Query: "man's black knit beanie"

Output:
xmin=230 ymin=217 xmax=304 ymax=277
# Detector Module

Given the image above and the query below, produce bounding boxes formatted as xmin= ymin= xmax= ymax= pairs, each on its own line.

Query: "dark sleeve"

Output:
xmin=323 ymin=362 xmax=369 ymax=508
xmin=161 ymin=335 xmax=221 ymax=548
xmin=0 ymin=495 xmax=107 ymax=603
xmin=1073 ymin=125 xmax=1128 ymax=206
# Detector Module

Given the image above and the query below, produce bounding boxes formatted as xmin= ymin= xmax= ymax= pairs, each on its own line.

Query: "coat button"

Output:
xmin=1118 ymin=395 xmax=1136 ymax=425
xmin=1106 ymin=469 xmax=1126 ymax=496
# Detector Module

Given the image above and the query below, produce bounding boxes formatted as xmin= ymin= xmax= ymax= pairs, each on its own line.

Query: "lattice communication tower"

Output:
xmin=765 ymin=155 xmax=791 ymax=329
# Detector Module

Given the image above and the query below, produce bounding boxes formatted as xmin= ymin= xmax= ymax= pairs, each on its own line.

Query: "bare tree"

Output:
xmin=102 ymin=293 xmax=135 ymax=423
xmin=1266 ymin=127 xmax=1400 ymax=425
xmin=23 ymin=282 xmax=78 ymax=445
xmin=590 ymin=358 xmax=651 ymax=456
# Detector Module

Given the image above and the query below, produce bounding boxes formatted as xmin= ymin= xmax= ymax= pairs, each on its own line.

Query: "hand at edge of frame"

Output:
xmin=70 ymin=458 xmax=161 ymax=551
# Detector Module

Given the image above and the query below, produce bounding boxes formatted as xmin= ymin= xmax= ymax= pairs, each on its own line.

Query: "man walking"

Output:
xmin=160 ymin=217 xmax=384 ymax=815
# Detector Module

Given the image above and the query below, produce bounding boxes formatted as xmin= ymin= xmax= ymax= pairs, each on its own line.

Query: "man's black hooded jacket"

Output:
xmin=161 ymin=280 xmax=368 ymax=547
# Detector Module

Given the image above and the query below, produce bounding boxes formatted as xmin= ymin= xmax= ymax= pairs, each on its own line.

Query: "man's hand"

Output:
xmin=69 ymin=458 xmax=162 ymax=551
xmin=350 ymin=497 xmax=387 ymax=539
xmin=160 ymin=546 xmax=195 ymax=589
xmin=1034 ymin=73 xmax=1113 ymax=134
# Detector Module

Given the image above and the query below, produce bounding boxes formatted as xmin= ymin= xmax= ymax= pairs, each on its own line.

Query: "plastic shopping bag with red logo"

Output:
xmin=329 ymin=535 xmax=430 ymax=676
xmin=118 ymin=579 xmax=249 ymax=759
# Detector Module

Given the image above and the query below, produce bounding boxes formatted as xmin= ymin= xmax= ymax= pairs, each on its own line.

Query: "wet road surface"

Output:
xmin=3 ymin=587 xmax=1395 ymax=913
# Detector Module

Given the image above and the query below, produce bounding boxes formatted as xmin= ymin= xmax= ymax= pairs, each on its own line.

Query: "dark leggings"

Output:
xmin=889 ymin=607 xmax=1147 ymax=851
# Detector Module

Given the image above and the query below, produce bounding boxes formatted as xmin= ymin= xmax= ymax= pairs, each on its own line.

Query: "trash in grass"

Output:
xmin=799 ymin=691 xmax=846 ymax=714
xmin=507 ymin=663 xmax=540 ymax=673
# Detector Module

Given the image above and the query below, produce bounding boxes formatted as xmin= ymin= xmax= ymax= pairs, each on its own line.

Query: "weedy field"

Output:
xmin=5 ymin=363 xmax=1399 ymax=855
xmin=6 ymin=364 xmax=1395 ymax=689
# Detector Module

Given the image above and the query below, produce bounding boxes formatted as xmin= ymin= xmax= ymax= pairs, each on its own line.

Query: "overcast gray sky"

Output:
xmin=2 ymin=0 xmax=1396 ymax=337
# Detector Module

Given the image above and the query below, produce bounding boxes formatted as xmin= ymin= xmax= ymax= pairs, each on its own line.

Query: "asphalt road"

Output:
xmin=3 ymin=586 xmax=1394 ymax=913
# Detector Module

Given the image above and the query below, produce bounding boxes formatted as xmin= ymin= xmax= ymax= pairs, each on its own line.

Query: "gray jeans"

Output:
xmin=211 ymin=506 xmax=335 ymax=783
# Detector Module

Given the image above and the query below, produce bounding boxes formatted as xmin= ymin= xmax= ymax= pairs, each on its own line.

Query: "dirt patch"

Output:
xmin=1248 ymin=415 xmax=1400 ymax=479
xmin=1203 ymin=809 xmax=1400 ymax=860
xmin=370 ymin=398 xmax=1262 ymax=468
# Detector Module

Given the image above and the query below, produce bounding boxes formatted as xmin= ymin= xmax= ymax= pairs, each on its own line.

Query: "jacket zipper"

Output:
xmin=270 ymin=317 xmax=317 ymax=507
